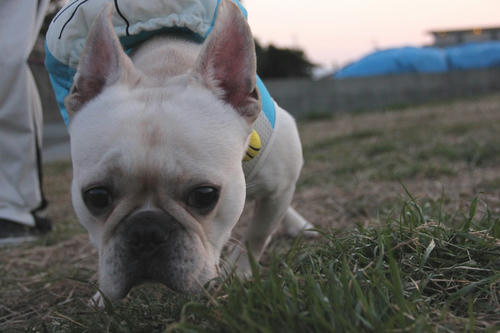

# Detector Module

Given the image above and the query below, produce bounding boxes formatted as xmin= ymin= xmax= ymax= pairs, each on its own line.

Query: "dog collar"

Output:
xmin=242 ymin=101 xmax=275 ymax=179
xmin=243 ymin=130 xmax=261 ymax=161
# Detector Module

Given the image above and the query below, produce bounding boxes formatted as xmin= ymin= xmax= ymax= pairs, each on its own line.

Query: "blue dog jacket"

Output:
xmin=45 ymin=0 xmax=275 ymax=128
xmin=45 ymin=0 xmax=276 ymax=178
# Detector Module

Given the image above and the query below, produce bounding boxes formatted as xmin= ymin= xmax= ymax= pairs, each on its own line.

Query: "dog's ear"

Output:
xmin=194 ymin=0 xmax=260 ymax=125
xmin=65 ymin=4 xmax=139 ymax=114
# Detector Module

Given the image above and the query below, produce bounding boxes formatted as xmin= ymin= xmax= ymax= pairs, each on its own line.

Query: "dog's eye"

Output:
xmin=186 ymin=186 xmax=219 ymax=214
xmin=83 ymin=187 xmax=113 ymax=215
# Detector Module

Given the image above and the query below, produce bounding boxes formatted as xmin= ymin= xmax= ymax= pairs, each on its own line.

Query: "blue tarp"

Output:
xmin=335 ymin=47 xmax=447 ymax=78
xmin=447 ymin=42 xmax=500 ymax=70
xmin=335 ymin=41 xmax=500 ymax=78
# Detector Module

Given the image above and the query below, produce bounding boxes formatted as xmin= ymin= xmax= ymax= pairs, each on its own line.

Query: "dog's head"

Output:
xmin=66 ymin=0 xmax=260 ymax=299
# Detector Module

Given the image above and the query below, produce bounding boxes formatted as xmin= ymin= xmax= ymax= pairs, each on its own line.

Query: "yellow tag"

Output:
xmin=243 ymin=130 xmax=261 ymax=161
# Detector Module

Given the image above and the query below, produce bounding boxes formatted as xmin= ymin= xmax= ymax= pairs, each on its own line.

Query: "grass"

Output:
xmin=2 ymin=94 xmax=500 ymax=331
xmin=18 ymin=194 xmax=500 ymax=332
xmin=301 ymin=118 xmax=500 ymax=184
xmin=175 ymin=195 xmax=500 ymax=332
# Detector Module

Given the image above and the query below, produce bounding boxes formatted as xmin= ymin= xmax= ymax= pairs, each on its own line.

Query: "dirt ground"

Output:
xmin=1 ymin=94 xmax=499 ymax=330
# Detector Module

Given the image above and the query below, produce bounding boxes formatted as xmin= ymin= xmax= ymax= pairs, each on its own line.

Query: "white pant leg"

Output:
xmin=0 ymin=0 xmax=49 ymax=226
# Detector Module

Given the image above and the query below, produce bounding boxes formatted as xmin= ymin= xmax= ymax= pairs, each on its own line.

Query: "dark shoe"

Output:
xmin=34 ymin=215 xmax=53 ymax=234
xmin=0 ymin=216 xmax=52 ymax=245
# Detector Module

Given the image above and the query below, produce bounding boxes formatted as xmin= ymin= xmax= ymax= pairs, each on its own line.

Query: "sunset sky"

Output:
xmin=243 ymin=0 xmax=500 ymax=67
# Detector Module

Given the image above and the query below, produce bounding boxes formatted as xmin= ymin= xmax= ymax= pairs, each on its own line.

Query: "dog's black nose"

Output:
xmin=123 ymin=210 xmax=178 ymax=255
xmin=127 ymin=221 xmax=166 ymax=251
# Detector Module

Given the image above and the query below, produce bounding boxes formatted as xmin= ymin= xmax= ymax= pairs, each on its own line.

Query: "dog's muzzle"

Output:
xmin=100 ymin=208 xmax=210 ymax=298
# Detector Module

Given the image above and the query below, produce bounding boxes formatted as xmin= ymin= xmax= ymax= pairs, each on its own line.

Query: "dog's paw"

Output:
xmin=298 ymin=222 xmax=321 ymax=238
xmin=283 ymin=219 xmax=319 ymax=238
xmin=223 ymin=247 xmax=253 ymax=279
xmin=89 ymin=291 xmax=105 ymax=308
xmin=282 ymin=208 xmax=319 ymax=238
xmin=233 ymin=260 xmax=253 ymax=279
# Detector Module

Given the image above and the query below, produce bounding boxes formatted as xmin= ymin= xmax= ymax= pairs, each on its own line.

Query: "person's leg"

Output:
xmin=0 ymin=0 xmax=50 ymax=239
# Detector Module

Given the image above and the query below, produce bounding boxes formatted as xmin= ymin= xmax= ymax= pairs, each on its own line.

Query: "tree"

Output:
xmin=255 ymin=40 xmax=315 ymax=79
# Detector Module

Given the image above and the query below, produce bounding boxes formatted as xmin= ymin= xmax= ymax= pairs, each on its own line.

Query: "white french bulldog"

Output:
xmin=65 ymin=0 xmax=312 ymax=301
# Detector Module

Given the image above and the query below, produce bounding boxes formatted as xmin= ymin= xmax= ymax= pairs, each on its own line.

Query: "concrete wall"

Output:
xmin=264 ymin=68 xmax=500 ymax=117
xmin=32 ymin=60 xmax=500 ymax=122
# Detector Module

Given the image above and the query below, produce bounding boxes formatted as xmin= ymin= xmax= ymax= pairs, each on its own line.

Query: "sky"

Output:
xmin=243 ymin=0 xmax=500 ymax=68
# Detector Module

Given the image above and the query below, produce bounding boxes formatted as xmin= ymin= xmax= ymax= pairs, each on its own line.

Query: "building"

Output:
xmin=430 ymin=26 xmax=500 ymax=47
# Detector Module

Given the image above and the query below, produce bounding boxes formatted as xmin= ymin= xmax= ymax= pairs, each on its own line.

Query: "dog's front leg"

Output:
xmin=227 ymin=186 xmax=296 ymax=276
